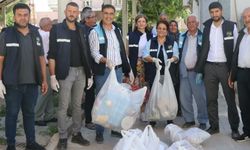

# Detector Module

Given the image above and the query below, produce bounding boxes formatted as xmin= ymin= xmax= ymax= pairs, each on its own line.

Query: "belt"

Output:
xmin=238 ymin=67 xmax=250 ymax=71
xmin=115 ymin=64 xmax=122 ymax=69
xmin=186 ymin=68 xmax=194 ymax=72
xmin=206 ymin=61 xmax=226 ymax=66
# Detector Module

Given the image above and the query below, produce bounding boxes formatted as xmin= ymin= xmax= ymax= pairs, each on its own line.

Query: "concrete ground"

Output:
xmin=1 ymin=87 xmax=250 ymax=150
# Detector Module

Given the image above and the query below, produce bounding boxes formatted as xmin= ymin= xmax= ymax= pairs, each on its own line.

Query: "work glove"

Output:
xmin=195 ymin=73 xmax=203 ymax=85
xmin=50 ymin=75 xmax=60 ymax=92
xmin=129 ymin=70 xmax=135 ymax=84
xmin=0 ymin=80 xmax=6 ymax=99
xmin=152 ymin=57 xmax=162 ymax=69
xmin=106 ymin=59 xmax=114 ymax=70
xmin=87 ymin=76 xmax=93 ymax=90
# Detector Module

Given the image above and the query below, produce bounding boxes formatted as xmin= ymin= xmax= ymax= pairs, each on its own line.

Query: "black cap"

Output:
xmin=209 ymin=2 xmax=223 ymax=10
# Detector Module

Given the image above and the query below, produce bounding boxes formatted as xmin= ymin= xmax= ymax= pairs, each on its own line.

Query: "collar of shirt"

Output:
xmin=244 ymin=28 xmax=250 ymax=35
xmin=187 ymin=31 xmax=198 ymax=38
xmin=104 ymin=24 xmax=115 ymax=32
xmin=211 ymin=19 xmax=224 ymax=29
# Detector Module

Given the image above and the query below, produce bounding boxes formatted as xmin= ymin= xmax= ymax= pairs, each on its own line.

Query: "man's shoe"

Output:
xmin=35 ymin=120 xmax=47 ymax=126
xmin=71 ymin=132 xmax=90 ymax=146
xmin=45 ymin=118 xmax=57 ymax=123
xmin=231 ymin=130 xmax=241 ymax=140
xmin=167 ymin=120 xmax=173 ymax=124
xmin=111 ymin=130 xmax=122 ymax=138
xmin=182 ymin=121 xmax=195 ymax=128
xmin=96 ymin=133 xmax=104 ymax=144
xmin=26 ymin=142 xmax=45 ymax=150
xmin=206 ymin=126 xmax=219 ymax=135
xmin=235 ymin=133 xmax=250 ymax=142
xmin=149 ymin=121 xmax=156 ymax=127
xmin=199 ymin=123 xmax=207 ymax=130
xmin=6 ymin=145 xmax=16 ymax=150
xmin=57 ymin=138 xmax=67 ymax=150
xmin=85 ymin=122 xmax=96 ymax=130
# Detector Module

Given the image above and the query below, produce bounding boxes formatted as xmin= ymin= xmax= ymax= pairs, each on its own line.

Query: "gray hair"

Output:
xmin=81 ymin=7 xmax=92 ymax=22
xmin=242 ymin=7 xmax=250 ymax=17
xmin=39 ymin=17 xmax=52 ymax=29
xmin=186 ymin=14 xmax=198 ymax=23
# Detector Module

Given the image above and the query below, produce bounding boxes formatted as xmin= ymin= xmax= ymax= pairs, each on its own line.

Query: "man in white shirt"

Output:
xmin=35 ymin=17 xmax=57 ymax=126
xmin=88 ymin=4 xmax=133 ymax=144
xmin=178 ymin=15 xmax=208 ymax=130
xmin=229 ymin=7 xmax=250 ymax=142
xmin=195 ymin=2 xmax=240 ymax=140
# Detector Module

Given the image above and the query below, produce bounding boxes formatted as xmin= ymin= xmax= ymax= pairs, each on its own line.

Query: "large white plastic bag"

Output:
xmin=140 ymin=125 xmax=161 ymax=150
xmin=113 ymin=129 xmax=147 ymax=150
xmin=92 ymin=68 xmax=147 ymax=130
xmin=164 ymin=124 xmax=184 ymax=142
xmin=177 ymin=128 xmax=211 ymax=145
xmin=167 ymin=140 xmax=198 ymax=150
xmin=144 ymin=65 xmax=162 ymax=121
xmin=157 ymin=61 xmax=178 ymax=119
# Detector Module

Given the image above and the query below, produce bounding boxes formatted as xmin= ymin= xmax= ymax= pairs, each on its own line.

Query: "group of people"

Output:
xmin=0 ymin=1 xmax=249 ymax=150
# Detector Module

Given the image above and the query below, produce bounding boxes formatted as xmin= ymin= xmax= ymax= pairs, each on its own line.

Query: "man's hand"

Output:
xmin=41 ymin=80 xmax=48 ymax=95
xmin=228 ymin=73 xmax=234 ymax=89
xmin=152 ymin=57 xmax=162 ymax=69
xmin=129 ymin=70 xmax=135 ymax=84
xmin=50 ymin=75 xmax=60 ymax=92
xmin=195 ymin=73 xmax=203 ymax=85
xmin=0 ymin=80 xmax=6 ymax=99
xmin=106 ymin=59 xmax=114 ymax=70
xmin=87 ymin=76 xmax=93 ymax=90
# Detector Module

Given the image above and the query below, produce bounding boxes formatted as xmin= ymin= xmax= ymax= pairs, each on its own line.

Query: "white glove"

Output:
xmin=152 ymin=57 xmax=162 ymax=69
xmin=129 ymin=70 xmax=135 ymax=84
xmin=87 ymin=76 xmax=93 ymax=90
xmin=168 ymin=57 xmax=175 ymax=63
xmin=0 ymin=80 xmax=6 ymax=99
xmin=106 ymin=59 xmax=114 ymax=70
xmin=50 ymin=75 xmax=60 ymax=92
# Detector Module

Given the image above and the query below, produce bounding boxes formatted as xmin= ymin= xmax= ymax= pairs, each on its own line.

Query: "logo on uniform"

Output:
xmin=226 ymin=31 xmax=233 ymax=37
xmin=36 ymin=37 xmax=41 ymax=46
xmin=168 ymin=45 xmax=172 ymax=50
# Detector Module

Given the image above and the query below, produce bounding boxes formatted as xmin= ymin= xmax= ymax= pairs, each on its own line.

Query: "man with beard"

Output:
xmin=195 ymin=2 xmax=241 ymax=140
xmin=0 ymin=3 xmax=48 ymax=150
xmin=48 ymin=2 xmax=93 ymax=149
xmin=229 ymin=7 xmax=250 ymax=141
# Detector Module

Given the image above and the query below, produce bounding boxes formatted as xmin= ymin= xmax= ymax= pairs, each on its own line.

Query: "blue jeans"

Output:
xmin=95 ymin=67 xmax=122 ymax=135
xmin=5 ymin=84 xmax=38 ymax=145
xmin=179 ymin=71 xmax=208 ymax=124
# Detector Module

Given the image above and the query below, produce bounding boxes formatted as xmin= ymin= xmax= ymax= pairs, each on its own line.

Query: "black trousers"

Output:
xmin=237 ymin=68 xmax=250 ymax=135
xmin=84 ymin=82 xmax=96 ymax=124
xmin=204 ymin=62 xmax=239 ymax=131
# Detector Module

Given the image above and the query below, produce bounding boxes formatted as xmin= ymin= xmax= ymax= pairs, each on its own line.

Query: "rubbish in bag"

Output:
xmin=167 ymin=140 xmax=198 ymax=150
xmin=92 ymin=68 xmax=147 ymax=130
xmin=164 ymin=124 xmax=210 ymax=146
xmin=145 ymin=61 xmax=178 ymax=121
xmin=113 ymin=125 xmax=168 ymax=150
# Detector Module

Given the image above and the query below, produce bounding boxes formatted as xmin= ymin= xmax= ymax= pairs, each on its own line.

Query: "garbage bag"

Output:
xmin=92 ymin=68 xmax=147 ymax=130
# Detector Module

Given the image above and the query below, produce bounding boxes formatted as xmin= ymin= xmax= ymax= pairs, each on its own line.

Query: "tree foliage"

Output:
xmin=137 ymin=0 xmax=188 ymax=23
xmin=116 ymin=0 xmax=188 ymax=32
xmin=5 ymin=0 xmax=28 ymax=27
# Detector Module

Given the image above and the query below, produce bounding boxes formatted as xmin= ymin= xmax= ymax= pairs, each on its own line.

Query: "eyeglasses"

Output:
xmin=87 ymin=15 xmax=96 ymax=19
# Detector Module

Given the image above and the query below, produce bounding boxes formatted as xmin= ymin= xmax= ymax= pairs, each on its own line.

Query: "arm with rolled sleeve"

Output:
xmin=88 ymin=30 xmax=104 ymax=64
xmin=169 ymin=41 xmax=179 ymax=63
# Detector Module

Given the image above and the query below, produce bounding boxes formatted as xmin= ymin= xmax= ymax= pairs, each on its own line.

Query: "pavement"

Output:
xmin=1 ymin=86 xmax=250 ymax=150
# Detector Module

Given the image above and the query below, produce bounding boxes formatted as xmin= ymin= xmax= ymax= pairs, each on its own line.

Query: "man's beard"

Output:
xmin=212 ymin=16 xmax=222 ymax=22
xmin=15 ymin=22 xmax=28 ymax=28
xmin=66 ymin=16 xmax=77 ymax=23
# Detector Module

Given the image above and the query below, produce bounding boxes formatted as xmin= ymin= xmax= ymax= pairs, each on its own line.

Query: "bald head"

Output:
xmin=39 ymin=17 xmax=52 ymax=32
xmin=242 ymin=7 xmax=250 ymax=31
